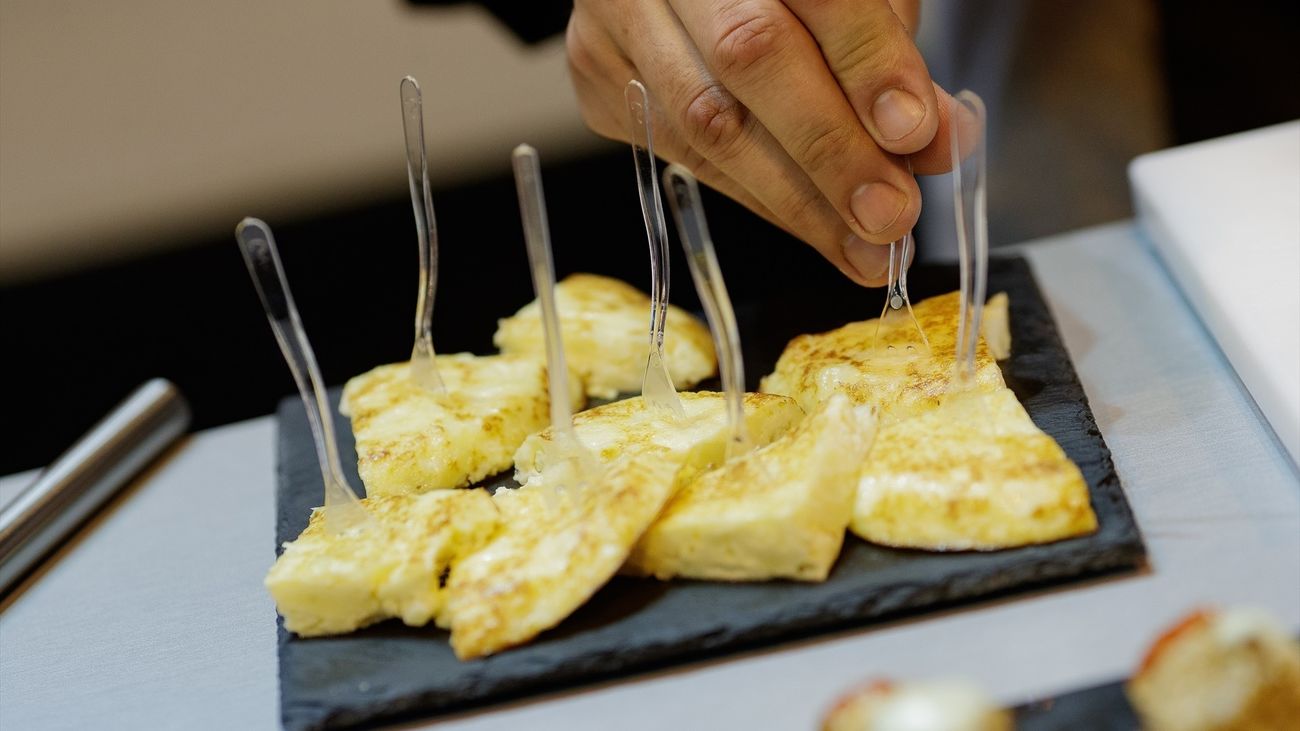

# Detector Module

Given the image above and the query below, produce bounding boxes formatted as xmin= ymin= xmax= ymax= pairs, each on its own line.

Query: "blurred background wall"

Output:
xmin=1 ymin=0 xmax=1296 ymax=473
xmin=0 ymin=0 xmax=600 ymax=284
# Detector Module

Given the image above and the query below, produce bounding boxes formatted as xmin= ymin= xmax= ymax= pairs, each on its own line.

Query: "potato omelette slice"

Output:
xmin=760 ymin=291 xmax=1005 ymax=418
xmin=444 ymin=392 xmax=803 ymax=659
xmin=265 ymin=489 xmax=499 ymax=637
xmin=853 ymin=388 xmax=1098 ymax=550
xmin=445 ymin=458 xmax=678 ymax=659
xmin=340 ymin=353 xmax=583 ymax=496
xmin=494 ymin=273 xmax=717 ymax=399
xmin=513 ymin=391 xmax=805 ymax=487
xmin=626 ymin=393 xmax=878 ymax=582
xmin=982 ymin=291 xmax=1011 ymax=361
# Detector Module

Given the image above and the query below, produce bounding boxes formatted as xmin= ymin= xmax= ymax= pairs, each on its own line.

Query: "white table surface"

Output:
xmin=2 ymin=221 xmax=1297 ymax=731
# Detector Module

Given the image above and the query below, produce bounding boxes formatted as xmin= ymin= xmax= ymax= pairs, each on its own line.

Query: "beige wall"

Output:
xmin=0 ymin=1 xmax=599 ymax=283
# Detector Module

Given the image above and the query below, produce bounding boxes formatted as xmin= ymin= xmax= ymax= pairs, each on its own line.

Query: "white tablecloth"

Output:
xmin=2 ymin=221 xmax=1297 ymax=730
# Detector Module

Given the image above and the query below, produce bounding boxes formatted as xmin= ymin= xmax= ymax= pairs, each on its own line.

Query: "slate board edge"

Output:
xmin=1012 ymin=678 xmax=1140 ymax=731
xmin=273 ymin=256 xmax=1147 ymax=731
xmin=276 ymin=537 xmax=1142 ymax=731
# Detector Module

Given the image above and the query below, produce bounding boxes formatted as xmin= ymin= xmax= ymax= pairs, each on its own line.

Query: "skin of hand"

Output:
xmin=566 ymin=0 xmax=971 ymax=286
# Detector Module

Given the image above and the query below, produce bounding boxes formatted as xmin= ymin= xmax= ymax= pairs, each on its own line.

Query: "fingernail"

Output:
xmin=871 ymin=88 xmax=926 ymax=141
xmin=850 ymin=182 xmax=907 ymax=235
xmin=842 ymin=235 xmax=889 ymax=284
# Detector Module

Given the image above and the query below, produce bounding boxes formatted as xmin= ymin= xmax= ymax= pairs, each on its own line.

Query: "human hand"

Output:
xmin=566 ymin=0 xmax=970 ymax=285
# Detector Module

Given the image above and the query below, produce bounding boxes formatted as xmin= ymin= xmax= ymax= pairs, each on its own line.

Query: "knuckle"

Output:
xmin=711 ymin=11 xmax=793 ymax=77
xmin=791 ymin=124 xmax=855 ymax=176
xmin=834 ymin=26 xmax=900 ymax=80
xmin=835 ymin=31 xmax=909 ymax=93
xmin=681 ymin=84 xmax=749 ymax=161
xmin=775 ymin=185 xmax=832 ymax=240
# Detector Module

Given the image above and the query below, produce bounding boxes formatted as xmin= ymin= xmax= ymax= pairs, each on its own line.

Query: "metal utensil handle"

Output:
xmin=0 ymin=379 xmax=190 ymax=595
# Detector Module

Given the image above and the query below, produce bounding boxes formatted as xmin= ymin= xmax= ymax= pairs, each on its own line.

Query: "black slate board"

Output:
xmin=1013 ymin=680 xmax=1141 ymax=730
xmin=275 ymin=256 xmax=1145 ymax=731
xmin=1011 ymin=629 xmax=1300 ymax=729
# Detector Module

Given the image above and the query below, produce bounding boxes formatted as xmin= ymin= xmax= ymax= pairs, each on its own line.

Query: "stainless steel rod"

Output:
xmin=0 ymin=379 xmax=191 ymax=595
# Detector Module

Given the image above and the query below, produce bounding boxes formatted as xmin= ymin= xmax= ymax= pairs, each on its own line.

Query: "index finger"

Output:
xmin=783 ymin=0 xmax=939 ymax=155
xmin=669 ymin=0 xmax=920 ymax=243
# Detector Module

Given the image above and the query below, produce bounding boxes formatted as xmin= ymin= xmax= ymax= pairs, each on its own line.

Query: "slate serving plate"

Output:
xmin=274 ymin=255 xmax=1145 ymax=730
xmin=1013 ymin=680 xmax=1141 ymax=730
xmin=1009 ymin=630 xmax=1300 ymax=729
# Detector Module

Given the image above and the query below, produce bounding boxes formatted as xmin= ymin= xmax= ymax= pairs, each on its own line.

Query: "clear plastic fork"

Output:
xmin=235 ymin=218 xmax=369 ymax=533
xmin=625 ymin=80 xmax=685 ymax=418
xmin=663 ymin=164 xmax=750 ymax=460
xmin=874 ymin=159 xmax=930 ymax=352
xmin=400 ymin=76 xmax=446 ymax=394
xmin=950 ymin=90 xmax=989 ymax=388
xmin=512 ymin=145 xmax=600 ymax=488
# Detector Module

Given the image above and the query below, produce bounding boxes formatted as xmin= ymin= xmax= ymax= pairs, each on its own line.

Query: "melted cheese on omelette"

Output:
xmin=340 ymin=353 xmax=583 ymax=496
xmin=494 ymin=273 xmax=717 ymax=399
xmin=513 ymin=391 xmax=804 ymax=487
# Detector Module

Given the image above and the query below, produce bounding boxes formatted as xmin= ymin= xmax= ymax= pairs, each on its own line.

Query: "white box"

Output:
xmin=1130 ymin=122 xmax=1300 ymax=467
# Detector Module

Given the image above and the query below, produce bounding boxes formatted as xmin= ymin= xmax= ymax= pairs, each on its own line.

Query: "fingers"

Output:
xmin=783 ymin=0 xmax=938 ymax=156
xmin=617 ymin=4 xmax=877 ymax=273
xmin=575 ymin=1 xmax=881 ymax=284
xmin=904 ymin=83 xmax=984 ymax=175
xmin=566 ymin=0 xmax=899 ymax=286
xmin=688 ymin=156 xmax=893 ymax=287
xmin=780 ymin=1 xmax=980 ymax=174
xmin=565 ymin=9 xmax=638 ymax=140
xmin=669 ymin=0 xmax=921 ymax=244
xmin=568 ymin=7 xmax=783 ymax=229
xmin=887 ymin=0 xmax=921 ymax=36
